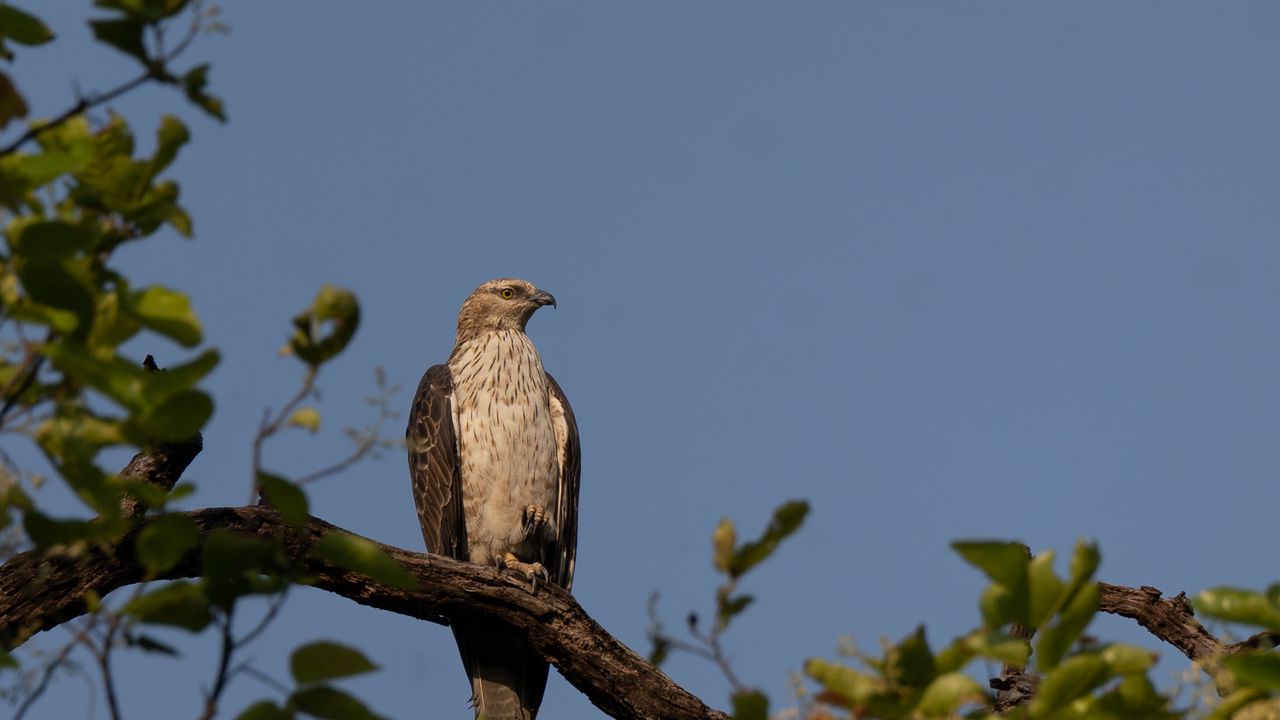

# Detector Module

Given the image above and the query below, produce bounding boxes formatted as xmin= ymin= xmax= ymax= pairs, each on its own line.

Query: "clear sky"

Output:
xmin=12 ymin=2 xmax=1280 ymax=718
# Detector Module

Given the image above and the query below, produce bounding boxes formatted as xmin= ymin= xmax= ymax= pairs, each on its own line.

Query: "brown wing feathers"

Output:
xmin=407 ymin=364 xmax=467 ymax=560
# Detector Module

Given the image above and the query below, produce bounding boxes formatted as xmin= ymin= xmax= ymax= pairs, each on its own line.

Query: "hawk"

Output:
xmin=407 ymin=278 xmax=580 ymax=720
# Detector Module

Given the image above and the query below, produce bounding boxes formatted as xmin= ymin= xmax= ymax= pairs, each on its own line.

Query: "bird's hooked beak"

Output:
xmin=532 ymin=289 xmax=557 ymax=309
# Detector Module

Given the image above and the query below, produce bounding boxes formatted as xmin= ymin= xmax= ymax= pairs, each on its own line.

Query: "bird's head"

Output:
xmin=456 ymin=278 xmax=557 ymax=336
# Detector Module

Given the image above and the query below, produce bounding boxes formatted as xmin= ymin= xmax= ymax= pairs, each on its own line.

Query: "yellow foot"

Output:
xmin=501 ymin=552 xmax=549 ymax=593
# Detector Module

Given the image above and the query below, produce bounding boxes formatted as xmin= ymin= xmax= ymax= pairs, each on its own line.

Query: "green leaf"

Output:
xmin=88 ymin=291 xmax=144 ymax=356
xmin=150 ymin=114 xmax=189 ymax=177
xmin=0 ymin=650 xmax=18 ymax=669
xmin=128 ymin=389 xmax=213 ymax=442
xmin=886 ymin=625 xmax=936 ymax=690
xmin=287 ymin=286 xmax=360 ymax=368
xmin=236 ymin=701 xmax=294 ymax=720
xmin=1207 ymin=688 xmax=1271 ymax=720
xmin=89 ymin=18 xmax=148 ymax=63
xmin=1027 ymin=550 xmax=1065 ymax=629
xmin=43 ymin=341 xmax=148 ymax=409
xmin=1100 ymin=643 xmax=1156 ymax=675
xmin=136 ymin=513 xmax=199 ymax=575
xmin=805 ymin=657 xmax=877 ymax=706
xmin=139 ymin=348 xmax=220 ymax=408
xmin=730 ymin=689 xmax=768 ymax=720
xmin=126 ymin=632 xmax=180 ymax=656
xmin=15 ymin=257 xmax=97 ymax=330
xmin=716 ymin=592 xmax=754 ymax=626
xmin=289 ymin=685 xmax=385 ymax=720
xmin=182 ymin=64 xmax=227 ymax=122
xmin=314 ymin=532 xmax=415 ymax=590
xmin=1226 ymin=652 xmax=1280 ymax=691
xmin=129 ymin=285 xmax=202 ymax=346
xmin=915 ymin=672 xmax=986 ymax=716
xmin=23 ymin=512 xmax=118 ymax=548
xmin=8 ymin=219 xmax=97 ymax=258
xmin=727 ymin=499 xmax=808 ymax=578
xmin=0 ymin=73 xmax=26 ymax=130
xmin=289 ymin=641 xmax=378 ymax=685
xmin=1036 ymin=582 xmax=1100 ymax=670
xmin=711 ymin=518 xmax=735 ymax=573
xmin=124 ymin=580 xmax=212 ymax=631
xmin=1196 ymin=587 xmax=1280 ymax=630
xmin=259 ymin=472 xmax=309 ymax=527
xmin=202 ymin=530 xmax=285 ymax=606
xmin=1027 ymin=653 xmax=1112 ymax=718
xmin=288 ymin=407 xmax=322 ymax=434
xmin=0 ymin=5 xmax=54 ymax=45
xmin=952 ymin=540 xmax=1030 ymax=587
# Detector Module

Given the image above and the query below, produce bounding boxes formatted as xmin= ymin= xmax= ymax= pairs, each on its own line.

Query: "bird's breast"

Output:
xmin=448 ymin=331 xmax=558 ymax=565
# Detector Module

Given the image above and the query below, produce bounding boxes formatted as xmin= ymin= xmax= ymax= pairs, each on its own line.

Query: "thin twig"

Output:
xmin=0 ymin=1 xmax=205 ymax=157
xmin=12 ymin=639 xmax=78 ymax=720
xmin=0 ymin=331 xmax=50 ymax=430
xmin=197 ymin=606 xmax=236 ymax=720
xmin=233 ymin=589 xmax=288 ymax=650
xmin=250 ymin=368 xmax=316 ymax=502
xmin=229 ymin=662 xmax=290 ymax=697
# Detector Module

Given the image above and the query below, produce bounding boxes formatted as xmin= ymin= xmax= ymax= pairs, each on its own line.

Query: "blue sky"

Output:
xmin=11 ymin=2 xmax=1280 ymax=718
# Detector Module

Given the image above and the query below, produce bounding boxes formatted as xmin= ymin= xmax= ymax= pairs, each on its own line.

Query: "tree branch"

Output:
xmin=0 ymin=506 xmax=729 ymax=720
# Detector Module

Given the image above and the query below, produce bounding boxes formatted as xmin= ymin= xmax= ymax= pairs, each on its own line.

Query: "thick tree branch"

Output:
xmin=0 ymin=506 xmax=728 ymax=720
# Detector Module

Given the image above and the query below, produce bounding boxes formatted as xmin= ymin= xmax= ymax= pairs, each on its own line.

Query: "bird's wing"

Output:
xmin=546 ymin=372 xmax=580 ymax=590
xmin=407 ymin=364 xmax=467 ymax=560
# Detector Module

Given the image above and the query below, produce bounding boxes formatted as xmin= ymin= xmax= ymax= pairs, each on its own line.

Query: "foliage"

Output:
xmin=654 ymin=503 xmax=1280 ymax=720
xmin=0 ymin=4 xmax=401 ymax=719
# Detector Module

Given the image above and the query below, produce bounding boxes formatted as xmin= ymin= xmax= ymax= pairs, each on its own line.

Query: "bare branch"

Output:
xmin=0 ymin=506 xmax=729 ymax=720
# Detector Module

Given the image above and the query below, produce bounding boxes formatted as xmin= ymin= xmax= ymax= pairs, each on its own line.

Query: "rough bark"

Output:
xmin=0 ymin=507 xmax=728 ymax=720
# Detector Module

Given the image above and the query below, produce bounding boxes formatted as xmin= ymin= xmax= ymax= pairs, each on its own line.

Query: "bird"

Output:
xmin=407 ymin=278 xmax=580 ymax=720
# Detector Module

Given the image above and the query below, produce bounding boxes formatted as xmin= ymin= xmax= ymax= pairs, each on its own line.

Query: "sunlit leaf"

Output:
xmin=1100 ymin=643 xmax=1156 ymax=675
xmin=130 ymin=285 xmax=203 ymax=346
xmin=1027 ymin=653 xmax=1111 ymax=718
xmin=805 ymin=657 xmax=878 ymax=706
xmin=288 ymin=285 xmax=360 ymax=368
xmin=1036 ymin=582 xmax=1100 ymax=670
xmin=290 ymin=641 xmax=378 ymax=684
xmin=952 ymin=540 xmax=1030 ymax=587
xmin=1227 ymin=653 xmax=1280 ymax=691
xmin=1027 ymin=550 xmax=1065 ymax=629
xmin=727 ymin=499 xmax=808 ymax=578
xmin=288 ymin=407 xmax=321 ymax=434
xmin=150 ymin=114 xmax=189 ymax=177
xmin=1196 ymin=587 xmax=1280 ymax=630
xmin=916 ymin=672 xmax=987 ymax=716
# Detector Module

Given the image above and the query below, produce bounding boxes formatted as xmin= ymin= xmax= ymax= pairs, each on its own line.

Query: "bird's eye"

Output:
xmin=499 ymin=288 xmax=515 ymax=300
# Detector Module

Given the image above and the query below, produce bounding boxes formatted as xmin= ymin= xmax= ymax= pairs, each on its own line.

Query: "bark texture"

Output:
xmin=0 ymin=507 xmax=728 ymax=720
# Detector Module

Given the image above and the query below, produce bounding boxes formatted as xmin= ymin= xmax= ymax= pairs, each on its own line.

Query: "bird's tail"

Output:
xmin=453 ymin=620 xmax=549 ymax=720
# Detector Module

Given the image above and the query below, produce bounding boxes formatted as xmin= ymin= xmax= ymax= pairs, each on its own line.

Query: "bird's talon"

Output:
xmin=501 ymin=552 xmax=548 ymax=593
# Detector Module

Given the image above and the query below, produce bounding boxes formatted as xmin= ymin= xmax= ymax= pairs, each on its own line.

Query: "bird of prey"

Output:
xmin=407 ymin=278 xmax=580 ymax=720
